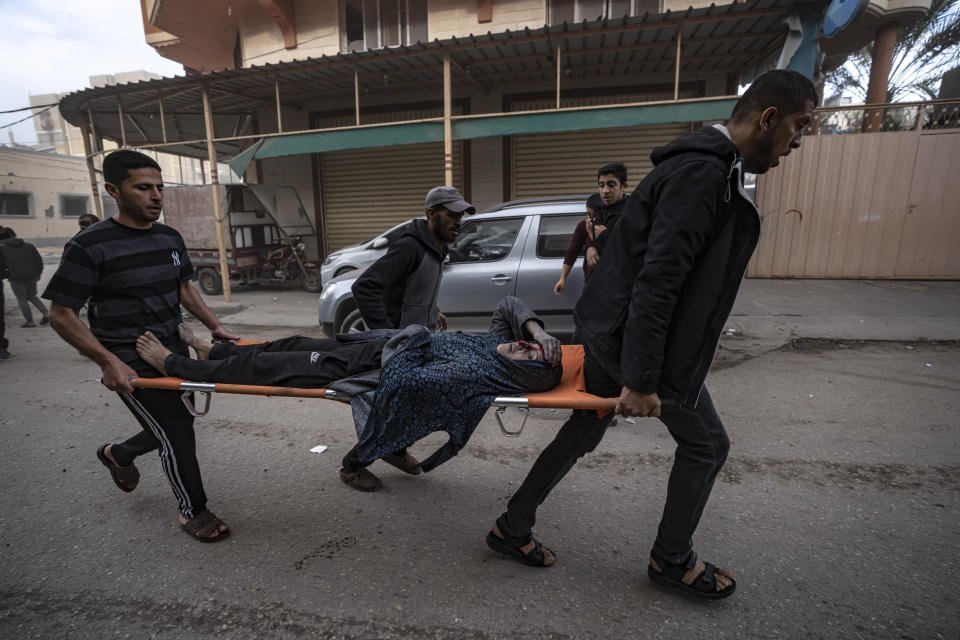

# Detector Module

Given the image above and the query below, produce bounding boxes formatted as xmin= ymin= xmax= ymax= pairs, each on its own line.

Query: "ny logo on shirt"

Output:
xmin=171 ymin=250 xmax=181 ymax=267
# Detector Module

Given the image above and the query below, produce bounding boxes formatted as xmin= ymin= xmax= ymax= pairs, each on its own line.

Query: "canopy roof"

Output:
xmin=59 ymin=0 xmax=820 ymax=160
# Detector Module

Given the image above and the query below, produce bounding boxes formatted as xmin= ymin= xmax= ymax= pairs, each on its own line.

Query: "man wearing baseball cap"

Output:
xmin=347 ymin=185 xmax=474 ymax=488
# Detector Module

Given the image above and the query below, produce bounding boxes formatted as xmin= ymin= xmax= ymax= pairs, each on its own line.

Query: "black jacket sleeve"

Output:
xmin=487 ymin=295 xmax=542 ymax=341
xmin=30 ymin=244 xmax=43 ymax=279
xmin=351 ymin=237 xmax=423 ymax=330
xmin=620 ymin=161 xmax=727 ymax=393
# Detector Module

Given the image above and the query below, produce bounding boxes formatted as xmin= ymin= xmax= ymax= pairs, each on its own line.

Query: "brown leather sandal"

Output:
xmin=180 ymin=510 xmax=231 ymax=543
xmin=96 ymin=444 xmax=140 ymax=493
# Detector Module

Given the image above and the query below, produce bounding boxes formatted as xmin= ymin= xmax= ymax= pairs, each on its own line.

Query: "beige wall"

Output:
xmin=149 ymin=0 xmax=755 ymax=67
xmin=0 ymin=150 xmax=95 ymax=245
xmin=238 ymin=1 xmax=340 ymax=66
xmin=429 ymin=0 xmax=546 ymax=39
xmin=236 ymin=0 xmax=549 ymax=62
xmin=662 ymin=0 xmax=716 ymax=10
xmin=0 ymin=145 xmax=236 ymax=246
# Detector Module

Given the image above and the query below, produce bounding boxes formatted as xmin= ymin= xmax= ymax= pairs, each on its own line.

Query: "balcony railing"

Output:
xmin=809 ymin=99 xmax=960 ymax=135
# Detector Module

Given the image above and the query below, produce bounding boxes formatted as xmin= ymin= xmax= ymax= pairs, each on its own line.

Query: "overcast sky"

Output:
xmin=0 ymin=0 xmax=184 ymax=145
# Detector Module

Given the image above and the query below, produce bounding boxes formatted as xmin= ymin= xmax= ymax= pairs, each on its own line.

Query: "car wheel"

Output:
xmin=197 ymin=267 xmax=223 ymax=295
xmin=300 ymin=267 xmax=323 ymax=293
xmin=334 ymin=266 xmax=357 ymax=278
xmin=338 ymin=309 xmax=367 ymax=334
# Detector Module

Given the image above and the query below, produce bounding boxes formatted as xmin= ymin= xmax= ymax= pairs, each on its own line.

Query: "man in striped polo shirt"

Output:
xmin=44 ymin=150 xmax=238 ymax=543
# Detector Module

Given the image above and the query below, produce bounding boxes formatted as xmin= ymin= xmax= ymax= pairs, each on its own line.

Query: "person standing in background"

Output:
xmin=554 ymin=193 xmax=603 ymax=296
xmin=0 ymin=230 xmax=10 ymax=359
xmin=0 ymin=227 xmax=49 ymax=327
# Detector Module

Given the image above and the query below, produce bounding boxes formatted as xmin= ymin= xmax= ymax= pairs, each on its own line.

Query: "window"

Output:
xmin=448 ymin=218 xmax=524 ymax=263
xmin=548 ymin=0 xmax=659 ymax=24
xmin=60 ymin=195 xmax=90 ymax=218
xmin=0 ymin=193 xmax=30 ymax=217
xmin=342 ymin=0 xmax=427 ymax=52
xmin=536 ymin=214 xmax=583 ymax=259
xmin=234 ymin=224 xmax=279 ymax=249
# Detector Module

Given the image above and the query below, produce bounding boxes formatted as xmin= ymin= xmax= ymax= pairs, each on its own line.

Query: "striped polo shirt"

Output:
xmin=43 ymin=218 xmax=194 ymax=377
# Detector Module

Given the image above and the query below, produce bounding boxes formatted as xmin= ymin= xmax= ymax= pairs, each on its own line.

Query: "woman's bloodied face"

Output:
xmin=496 ymin=340 xmax=545 ymax=361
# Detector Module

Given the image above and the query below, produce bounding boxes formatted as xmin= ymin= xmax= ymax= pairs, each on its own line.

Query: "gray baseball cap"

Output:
xmin=425 ymin=186 xmax=475 ymax=214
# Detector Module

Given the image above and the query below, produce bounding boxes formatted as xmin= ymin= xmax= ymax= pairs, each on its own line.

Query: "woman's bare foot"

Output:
xmin=135 ymin=331 xmax=171 ymax=375
xmin=178 ymin=323 xmax=212 ymax=360
xmin=649 ymin=556 xmax=735 ymax=592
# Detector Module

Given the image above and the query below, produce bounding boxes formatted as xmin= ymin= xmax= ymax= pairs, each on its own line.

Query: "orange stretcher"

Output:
xmin=131 ymin=344 xmax=617 ymax=437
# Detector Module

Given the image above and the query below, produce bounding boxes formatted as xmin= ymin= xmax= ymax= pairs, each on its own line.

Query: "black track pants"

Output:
xmin=498 ymin=352 xmax=730 ymax=569
xmin=165 ymin=336 xmax=384 ymax=388
xmin=110 ymin=387 xmax=207 ymax=518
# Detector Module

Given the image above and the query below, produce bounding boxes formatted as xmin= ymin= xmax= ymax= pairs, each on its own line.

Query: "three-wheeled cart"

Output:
xmin=163 ymin=184 xmax=323 ymax=294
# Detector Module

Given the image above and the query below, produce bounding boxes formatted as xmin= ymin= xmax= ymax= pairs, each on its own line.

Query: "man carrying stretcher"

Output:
xmin=135 ymin=295 xmax=563 ymax=491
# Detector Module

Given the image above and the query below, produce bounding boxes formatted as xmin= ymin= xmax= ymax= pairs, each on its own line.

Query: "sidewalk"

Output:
xmin=193 ymin=278 xmax=960 ymax=343
xmin=728 ymin=278 xmax=960 ymax=342
xmin=8 ymin=276 xmax=958 ymax=343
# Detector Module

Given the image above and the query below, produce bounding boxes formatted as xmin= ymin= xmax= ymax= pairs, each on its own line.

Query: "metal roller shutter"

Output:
xmin=509 ymin=91 xmax=693 ymax=199
xmin=511 ymin=123 xmax=691 ymax=199
xmin=321 ymin=142 xmax=463 ymax=252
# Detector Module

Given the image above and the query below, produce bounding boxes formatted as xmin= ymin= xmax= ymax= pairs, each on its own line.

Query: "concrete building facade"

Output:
xmin=57 ymin=1 xmax=913 ymax=259
xmin=130 ymin=0 xmax=791 ymax=252
xmin=21 ymin=72 xmax=238 ymax=242
xmin=0 ymin=147 xmax=97 ymax=246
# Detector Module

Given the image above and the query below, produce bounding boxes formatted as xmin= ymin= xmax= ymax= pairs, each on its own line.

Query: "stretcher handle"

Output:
xmin=131 ymin=377 xmax=345 ymax=400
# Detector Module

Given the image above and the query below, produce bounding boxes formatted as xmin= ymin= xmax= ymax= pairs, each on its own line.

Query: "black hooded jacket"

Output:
xmin=352 ymin=218 xmax=447 ymax=330
xmin=574 ymin=125 xmax=760 ymax=407
xmin=0 ymin=236 xmax=44 ymax=282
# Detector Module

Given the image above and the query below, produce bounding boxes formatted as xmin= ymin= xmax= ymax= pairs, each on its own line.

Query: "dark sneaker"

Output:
xmin=381 ymin=450 xmax=422 ymax=475
xmin=339 ymin=467 xmax=383 ymax=492
xmin=0 ymin=348 xmax=10 ymax=359
xmin=39 ymin=316 xmax=50 ymax=325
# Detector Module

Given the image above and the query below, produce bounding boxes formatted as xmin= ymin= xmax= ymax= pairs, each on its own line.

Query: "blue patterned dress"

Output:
xmin=354 ymin=330 xmax=561 ymax=471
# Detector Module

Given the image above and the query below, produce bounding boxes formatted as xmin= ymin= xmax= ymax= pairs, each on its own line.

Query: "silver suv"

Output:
xmin=317 ymin=196 xmax=590 ymax=337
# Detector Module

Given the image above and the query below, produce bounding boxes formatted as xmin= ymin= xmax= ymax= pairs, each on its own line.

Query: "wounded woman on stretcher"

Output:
xmin=135 ymin=295 xmax=562 ymax=492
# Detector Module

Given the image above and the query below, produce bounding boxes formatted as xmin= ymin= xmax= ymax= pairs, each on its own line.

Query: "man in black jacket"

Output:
xmin=0 ymin=229 xmax=49 ymax=327
xmin=486 ymin=70 xmax=817 ymax=600
xmin=352 ymin=186 xmax=474 ymax=332
xmin=349 ymin=185 xmax=474 ymax=481
xmin=0 ymin=228 xmax=10 ymax=359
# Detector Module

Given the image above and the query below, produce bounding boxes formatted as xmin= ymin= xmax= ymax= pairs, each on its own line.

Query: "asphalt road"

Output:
xmin=1 ymin=317 xmax=958 ymax=639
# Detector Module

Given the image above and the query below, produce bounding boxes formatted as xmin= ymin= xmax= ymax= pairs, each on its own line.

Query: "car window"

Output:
xmin=536 ymin=214 xmax=583 ymax=259
xmin=448 ymin=217 xmax=524 ymax=263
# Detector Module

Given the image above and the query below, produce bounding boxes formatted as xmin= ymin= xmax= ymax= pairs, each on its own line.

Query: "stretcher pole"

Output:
xmin=132 ymin=377 xmax=344 ymax=400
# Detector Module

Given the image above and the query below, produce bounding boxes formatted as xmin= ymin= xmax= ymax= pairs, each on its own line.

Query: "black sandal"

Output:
xmin=96 ymin=444 xmax=140 ymax=493
xmin=647 ymin=551 xmax=736 ymax=600
xmin=485 ymin=521 xmax=555 ymax=568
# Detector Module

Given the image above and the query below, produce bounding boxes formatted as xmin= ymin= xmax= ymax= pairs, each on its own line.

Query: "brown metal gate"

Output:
xmin=750 ymin=130 xmax=960 ymax=279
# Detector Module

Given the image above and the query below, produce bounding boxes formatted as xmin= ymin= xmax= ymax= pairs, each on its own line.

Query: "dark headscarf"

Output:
xmin=354 ymin=331 xmax=562 ymax=472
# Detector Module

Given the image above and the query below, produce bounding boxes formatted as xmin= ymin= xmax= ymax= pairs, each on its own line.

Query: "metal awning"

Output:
xmin=225 ymin=96 xmax=738 ymax=175
xmin=58 ymin=0 xmax=819 ymax=161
